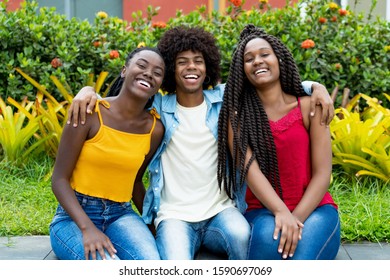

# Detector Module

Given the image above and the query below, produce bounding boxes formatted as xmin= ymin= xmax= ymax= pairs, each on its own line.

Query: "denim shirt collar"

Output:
xmin=160 ymin=93 xmax=177 ymax=114
xmin=160 ymin=87 xmax=224 ymax=113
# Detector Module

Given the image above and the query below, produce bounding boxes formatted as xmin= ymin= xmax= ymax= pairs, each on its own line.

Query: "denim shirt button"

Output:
xmin=155 ymin=169 xmax=158 ymax=173
xmin=154 ymin=188 xmax=158 ymax=191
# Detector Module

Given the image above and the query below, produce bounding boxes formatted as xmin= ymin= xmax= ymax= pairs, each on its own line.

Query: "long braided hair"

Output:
xmin=107 ymin=46 xmax=163 ymax=109
xmin=217 ymin=24 xmax=306 ymax=200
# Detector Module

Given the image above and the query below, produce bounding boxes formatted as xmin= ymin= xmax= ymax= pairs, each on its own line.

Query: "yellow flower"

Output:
xmin=97 ymin=11 xmax=108 ymax=19
xmin=329 ymin=2 xmax=339 ymax=10
xmin=259 ymin=0 xmax=268 ymax=4
xmin=114 ymin=18 xmax=123 ymax=24
xmin=384 ymin=46 xmax=390 ymax=52
xmin=246 ymin=10 xmax=253 ymax=16
xmin=137 ymin=42 xmax=146 ymax=48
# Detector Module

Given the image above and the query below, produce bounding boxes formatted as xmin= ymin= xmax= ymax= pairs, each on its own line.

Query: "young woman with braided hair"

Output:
xmin=217 ymin=25 xmax=340 ymax=260
xmin=50 ymin=47 xmax=165 ymax=260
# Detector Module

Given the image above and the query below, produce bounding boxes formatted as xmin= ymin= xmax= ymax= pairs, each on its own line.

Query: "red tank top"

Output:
xmin=246 ymin=98 xmax=337 ymax=212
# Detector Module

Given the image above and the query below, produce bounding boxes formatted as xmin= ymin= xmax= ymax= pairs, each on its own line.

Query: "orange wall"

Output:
xmin=123 ymin=0 xmax=209 ymax=22
xmin=122 ymin=0 xmax=298 ymax=22
xmin=3 ymin=0 xmax=21 ymax=10
xmin=243 ymin=0 xmax=296 ymax=9
xmin=5 ymin=0 xmax=298 ymax=21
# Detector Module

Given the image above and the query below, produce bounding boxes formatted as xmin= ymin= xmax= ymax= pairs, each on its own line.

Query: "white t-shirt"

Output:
xmin=155 ymin=100 xmax=234 ymax=227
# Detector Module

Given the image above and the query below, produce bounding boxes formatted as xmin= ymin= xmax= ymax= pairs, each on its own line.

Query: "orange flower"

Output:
xmin=93 ymin=41 xmax=101 ymax=47
xmin=152 ymin=21 xmax=167 ymax=28
xmin=335 ymin=63 xmax=342 ymax=70
xmin=230 ymin=0 xmax=242 ymax=7
xmin=331 ymin=16 xmax=337 ymax=22
xmin=109 ymin=50 xmax=119 ymax=59
xmin=318 ymin=17 xmax=327 ymax=24
xmin=50 ymin=57 xmax=62 ymax=68
xmin=338 ymin=9 xmax=348 ymax=16
xmin=301 ymin=39 xmax=315 ymax=49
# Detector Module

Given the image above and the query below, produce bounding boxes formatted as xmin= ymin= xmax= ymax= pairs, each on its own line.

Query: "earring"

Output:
xmin=203 ymin=76 xmax=211 ymax=84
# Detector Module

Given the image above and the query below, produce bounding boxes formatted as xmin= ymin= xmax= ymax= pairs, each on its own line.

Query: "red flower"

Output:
xmin=230 ymin=0 xmax=242 ymax=7
xmin=93 ymin=41 xmax=101 ymax=47
xmin=338 ymin=9 xmax=348 ymax=16
xmin=152 ymin=21 xmax=167 ymax=28
xmin=331 ymin=16 xmax=337 ymax=22
xmin=50 ymin=57 xmax=62 ymax=68
xmin=319 ymin=17 xmax=327 ymax=24
xmin=301 ymin=39 xmax=315 ymax=49
xmin=109 ymin=50 xmax=119 ymax=59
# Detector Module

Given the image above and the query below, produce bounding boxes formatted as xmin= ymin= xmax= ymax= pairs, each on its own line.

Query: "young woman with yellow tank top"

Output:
xmin=50 ymin=47 xmax=165 ymax=260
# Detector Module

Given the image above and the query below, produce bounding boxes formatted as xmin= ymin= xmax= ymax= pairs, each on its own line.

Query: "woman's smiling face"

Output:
xmin=243 ymin=37 xmax=280 ymax=89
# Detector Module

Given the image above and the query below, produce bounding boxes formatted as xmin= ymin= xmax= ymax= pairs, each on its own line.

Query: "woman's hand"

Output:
xmin=82 ymin=226 xmax=117 ymax=260
xmin=273 ymin=210 xmax=304 ymax=259
xmin=67 ymin=86 xmax=98 ymax=127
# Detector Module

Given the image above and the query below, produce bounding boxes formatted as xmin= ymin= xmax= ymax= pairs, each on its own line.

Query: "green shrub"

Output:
xmin=167 ymin=0 xmax=390 ymax=107
xmin=1 ymin=0 xmax=389 ymax=107
xmin=0 ymin=1 xmax=140 ymax=101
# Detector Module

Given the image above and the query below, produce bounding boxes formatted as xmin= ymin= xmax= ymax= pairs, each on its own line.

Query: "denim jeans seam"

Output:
xmin=204 ymin=223 xmax=233 ymax=258
xmin=111 ymin=241 xmax=138 ymax=260
xmin=315 ymin=212 xmax=340 ymax=260
xmin=247 ymin=222 xmax=255 ymax=260
xmin=51 ymin=228 xmax=84 ymax=260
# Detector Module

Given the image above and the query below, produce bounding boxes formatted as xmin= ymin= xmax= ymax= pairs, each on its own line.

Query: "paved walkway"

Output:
xmin=0 ymin=236 xmax=390 ymax=260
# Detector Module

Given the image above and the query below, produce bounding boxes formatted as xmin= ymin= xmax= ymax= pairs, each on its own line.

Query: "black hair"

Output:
xmin=217 ymin=24 xmax=306 ymax=200
xmin=107 ymin=46 xmax=163 ymax=109
xmin=157 ymin=26 xmax=221 ymax=93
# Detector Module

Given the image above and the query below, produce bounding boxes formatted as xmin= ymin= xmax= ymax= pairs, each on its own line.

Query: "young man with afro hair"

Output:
xmin=68 ymin=25 xmax=334 ymax=260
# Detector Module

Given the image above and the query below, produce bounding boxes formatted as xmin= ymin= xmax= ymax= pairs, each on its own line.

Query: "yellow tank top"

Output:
xmin=70 ymin=100 xmax=159 ymax=202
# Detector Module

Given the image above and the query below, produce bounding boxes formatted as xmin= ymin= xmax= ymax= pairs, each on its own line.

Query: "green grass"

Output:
xmin=0 ymin=157 xmax=389 ymax=243
xmin=0 ymin=155 xmax=56 ymax=236
xmin=330 ymin=170 xmax=390 ymax=243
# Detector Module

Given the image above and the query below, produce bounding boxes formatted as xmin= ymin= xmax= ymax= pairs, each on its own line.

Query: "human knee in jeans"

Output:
xmin=156 ymin=208 xmax=250 ymax=260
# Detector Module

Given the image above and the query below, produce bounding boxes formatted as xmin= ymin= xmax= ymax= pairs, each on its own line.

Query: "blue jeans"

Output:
xmin=155 ymin=207 xmax=250 ymax=260
xmin=245 ymin=204 xmax=340 ymax=260
xmin=50 ymin=192 xmax=160 ymax=260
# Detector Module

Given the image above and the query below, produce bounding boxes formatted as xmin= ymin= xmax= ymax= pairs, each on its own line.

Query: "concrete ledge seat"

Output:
xmin=2 ymin=236 xmax=390 ymax=260
xmin=46 ymin=247 xmax=227 ymax=260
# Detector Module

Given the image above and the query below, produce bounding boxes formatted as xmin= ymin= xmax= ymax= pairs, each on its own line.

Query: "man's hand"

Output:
xmin=310 ymin=83 xmax=334 ymax=126
xmin=67 ymin=86 xmax=98 ymax=127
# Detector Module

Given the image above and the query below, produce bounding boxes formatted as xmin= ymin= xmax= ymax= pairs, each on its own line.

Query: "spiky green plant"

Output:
xmin=331 ymin=93 xmax=390 ymax=182
xmin=0 ymin=97 xmax=52 ymax=163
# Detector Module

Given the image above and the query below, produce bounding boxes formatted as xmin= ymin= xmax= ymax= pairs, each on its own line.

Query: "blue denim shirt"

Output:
xmin=142 ymin=82 xmax=314 ymax=224
xmin=142 ymin=84 xmax=247 ymax=224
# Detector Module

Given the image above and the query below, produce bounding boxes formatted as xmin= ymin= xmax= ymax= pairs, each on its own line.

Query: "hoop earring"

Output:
xmin=203 ymin=76 xmax=211 ymax=84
